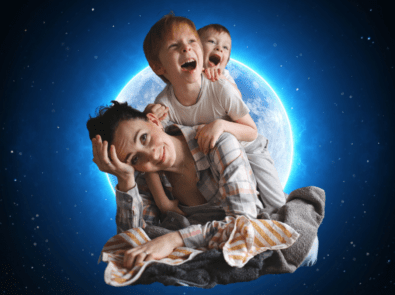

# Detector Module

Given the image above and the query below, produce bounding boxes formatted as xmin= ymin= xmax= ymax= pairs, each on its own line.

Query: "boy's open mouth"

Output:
xmin=181 ymin=59 xmax=197 ymax=71
xmin=209 ymin=54 xmax=221 ymax=66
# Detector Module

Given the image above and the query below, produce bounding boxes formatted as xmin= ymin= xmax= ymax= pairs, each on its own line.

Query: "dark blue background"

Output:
xmin=1 ymin=0 xmax=394 ymax=294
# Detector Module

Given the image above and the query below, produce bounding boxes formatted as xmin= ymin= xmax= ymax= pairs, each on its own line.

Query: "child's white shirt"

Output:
xmin=155 ymin=74 xmax=252 ymax=147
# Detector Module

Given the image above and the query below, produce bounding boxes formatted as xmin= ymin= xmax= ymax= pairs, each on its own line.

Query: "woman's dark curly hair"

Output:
xmin=86 ymin=101 xmax=148 ymax=147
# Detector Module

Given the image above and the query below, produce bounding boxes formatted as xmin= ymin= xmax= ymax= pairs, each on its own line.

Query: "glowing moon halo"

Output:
xmin=106 ymin=59 xmax=293 ymax=194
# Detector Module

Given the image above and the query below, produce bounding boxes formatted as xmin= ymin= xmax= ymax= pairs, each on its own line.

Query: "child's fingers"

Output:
xmin=159 ymin=112 xmax=168 ymax=121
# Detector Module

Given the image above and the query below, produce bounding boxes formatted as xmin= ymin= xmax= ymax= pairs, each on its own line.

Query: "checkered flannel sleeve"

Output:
xmin=179 ymin=133 xmax=259 ymax=248
xmin=115 ymin=175 xmax=161 ymax=234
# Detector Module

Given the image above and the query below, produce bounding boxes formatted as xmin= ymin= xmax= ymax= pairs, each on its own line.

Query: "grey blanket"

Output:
xmin=137 ymin=186 xmax=325 ymax=288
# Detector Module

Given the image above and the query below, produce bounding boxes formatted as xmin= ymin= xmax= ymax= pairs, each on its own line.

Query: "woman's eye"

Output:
xmin=208 ymin=40 xmax=215 ymax=44
xmin=131 ymin=156 xmax=139 ymax=165
xmin=189 ymin=39 xmax=196 ymax=43
xmin=141 ymin=133 xmax=147 ymax=143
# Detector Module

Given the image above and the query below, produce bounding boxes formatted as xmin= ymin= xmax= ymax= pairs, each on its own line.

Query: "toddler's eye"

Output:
xmin=224 ymin=46 xmax=229 ymax=50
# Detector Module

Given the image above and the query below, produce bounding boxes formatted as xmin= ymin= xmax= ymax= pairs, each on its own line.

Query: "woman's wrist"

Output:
xmin=169 ymin=231 xmax=184 ymax=248
xmin=117 ymin=175 xmax=136 ymax=192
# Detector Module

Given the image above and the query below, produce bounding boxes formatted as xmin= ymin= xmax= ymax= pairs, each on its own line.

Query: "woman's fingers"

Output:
xmin=124 ymin=249 xmax=153 ymax=269
xmin=124 ymin=249 xmax=137 ymax=269
xmin=134 ymin=252 xmax=147 ymax=266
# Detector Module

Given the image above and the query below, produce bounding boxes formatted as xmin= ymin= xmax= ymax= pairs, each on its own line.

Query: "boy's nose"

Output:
xmin=182 ymin=45 xmax=191 ymax=52
xmin=215 ymin=46 xmax=223 ymax=52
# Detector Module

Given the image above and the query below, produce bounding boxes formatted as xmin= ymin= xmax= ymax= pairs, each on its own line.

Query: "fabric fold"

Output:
xmin=100 ymin=217 xmax=299 ymax=286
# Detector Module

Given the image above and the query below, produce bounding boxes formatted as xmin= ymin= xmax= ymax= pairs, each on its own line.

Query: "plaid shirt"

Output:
xmin=115 ymin=124 xmax=264 ymax=248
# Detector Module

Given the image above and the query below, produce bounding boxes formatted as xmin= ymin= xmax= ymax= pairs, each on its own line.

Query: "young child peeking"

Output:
xmin=142 ymin=15 xmax=286 ymax=217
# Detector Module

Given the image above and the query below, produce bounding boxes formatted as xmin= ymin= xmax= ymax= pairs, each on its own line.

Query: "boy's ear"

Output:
xmin=150 ymin=62 xmax=166 ymax=76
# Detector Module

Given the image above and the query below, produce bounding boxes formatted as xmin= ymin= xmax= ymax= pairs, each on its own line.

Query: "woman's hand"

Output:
xmin=92 ymin=135 xmax=135 ymax=192
xmin=122 ymin=231 xmax=184 ymax=269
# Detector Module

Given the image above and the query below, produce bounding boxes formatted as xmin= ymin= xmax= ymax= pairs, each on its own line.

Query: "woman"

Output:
xmin=87 ymin=101 xmax=317 ymax=272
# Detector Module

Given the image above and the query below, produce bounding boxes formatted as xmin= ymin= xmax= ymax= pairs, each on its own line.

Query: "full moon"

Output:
xmin=108 ymin=59 xmax=293 ymax=192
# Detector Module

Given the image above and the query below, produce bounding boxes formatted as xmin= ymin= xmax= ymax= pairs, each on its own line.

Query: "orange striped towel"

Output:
xmin=100 ymin=216 xmax=299 ymax=286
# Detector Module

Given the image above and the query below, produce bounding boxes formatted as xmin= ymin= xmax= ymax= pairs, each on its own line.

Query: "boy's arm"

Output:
xmin=195 ymin=114 xmax=257 ymax=154
xmin=144 ymin=172 xmax=185 ymax=216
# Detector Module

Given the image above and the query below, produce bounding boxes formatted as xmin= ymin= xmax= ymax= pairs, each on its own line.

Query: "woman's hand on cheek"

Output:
xmin=123 ymin=232 xmax=184 ymax=269
xmin=92 ymin=135 xmax=135 ymax=191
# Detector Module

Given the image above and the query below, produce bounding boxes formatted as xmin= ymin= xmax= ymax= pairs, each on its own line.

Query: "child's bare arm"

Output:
xmin=144 ymin=172 xmax=185 ymax=216
xmin=195 ymin=114 xmax=258 ymax=154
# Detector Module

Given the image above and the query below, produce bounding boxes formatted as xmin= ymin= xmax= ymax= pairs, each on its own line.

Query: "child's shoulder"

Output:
xmin=154 ymin=83 xmax=173 ymax=104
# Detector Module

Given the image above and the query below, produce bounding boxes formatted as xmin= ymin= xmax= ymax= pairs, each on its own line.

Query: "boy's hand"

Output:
xmin=195 ymin=120 xmax=224 ymax=154
xmin=144 ymin=103 xmax=169 ymax=121
xmin=203 ymin=68 xmax=225 ymax=82
xmin=92 ymin=135 xmax=135 ymax=191
xmin=162 ymin=199 xmax=186 ymax=216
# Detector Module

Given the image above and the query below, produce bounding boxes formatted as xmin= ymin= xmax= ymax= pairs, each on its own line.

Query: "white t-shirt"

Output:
xmin=155 ymin=74 xmax=249 ymax=128
xmin=222 ymin=69 xmax=235 ymax=84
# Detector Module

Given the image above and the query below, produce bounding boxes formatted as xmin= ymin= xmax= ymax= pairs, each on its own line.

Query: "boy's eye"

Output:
xmin=223 ymin=46 xmax=229 ymax=50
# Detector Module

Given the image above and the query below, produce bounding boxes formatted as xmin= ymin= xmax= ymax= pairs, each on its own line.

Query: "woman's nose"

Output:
xmin=149 ymin=146 xmax=161 ymax=161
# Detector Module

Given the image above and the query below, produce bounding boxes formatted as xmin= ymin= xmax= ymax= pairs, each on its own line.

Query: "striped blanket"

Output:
xmin=100 ymin=215 xmax=299 ymax=286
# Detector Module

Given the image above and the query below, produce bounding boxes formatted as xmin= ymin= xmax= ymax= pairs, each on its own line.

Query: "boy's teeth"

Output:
xmin=181 ymin=59 xmax=197 ymax=71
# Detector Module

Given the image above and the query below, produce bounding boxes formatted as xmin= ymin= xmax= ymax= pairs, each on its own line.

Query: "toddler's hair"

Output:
xmin=197 ymin=24 xmax=231 ymax=39
xmin=143 ymin=13 xmax=200 ymax=83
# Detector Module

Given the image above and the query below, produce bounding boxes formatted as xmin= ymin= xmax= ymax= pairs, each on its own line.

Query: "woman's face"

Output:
xmin=112 ymin=114 xmax=177 ymax=173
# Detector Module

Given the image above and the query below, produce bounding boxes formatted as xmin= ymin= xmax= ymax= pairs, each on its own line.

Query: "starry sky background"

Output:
xmin=1 ymin=0 xmax=394 ymax=294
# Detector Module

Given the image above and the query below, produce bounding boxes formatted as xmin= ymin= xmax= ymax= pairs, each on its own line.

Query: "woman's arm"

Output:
xmin=91 ymin=135 xmax=160 ymax=232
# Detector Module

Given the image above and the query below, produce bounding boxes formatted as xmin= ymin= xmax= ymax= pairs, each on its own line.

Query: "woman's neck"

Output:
xmin=166 ymin=134 xmax=194 ymax=174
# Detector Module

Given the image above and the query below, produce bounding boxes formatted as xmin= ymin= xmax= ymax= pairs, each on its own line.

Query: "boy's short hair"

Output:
xmin=143 ymin=13 xmax=200 ymax=83
xmin=197 ymin=24 xmax=232 ymax=62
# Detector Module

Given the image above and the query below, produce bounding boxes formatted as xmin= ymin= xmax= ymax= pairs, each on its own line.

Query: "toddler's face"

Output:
xmin=200 ymin=30 xmax=231 ymax=72
xmin=156 ymin=24 xmax=203 ymax=86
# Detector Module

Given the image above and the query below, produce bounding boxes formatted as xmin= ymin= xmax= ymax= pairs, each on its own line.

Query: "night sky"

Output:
xmin=1 ymin=0 xmax=395 ymax=294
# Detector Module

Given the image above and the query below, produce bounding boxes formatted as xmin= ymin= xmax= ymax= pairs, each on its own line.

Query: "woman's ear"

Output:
xmin=146 ymin=113 xmax=163 ymax=129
